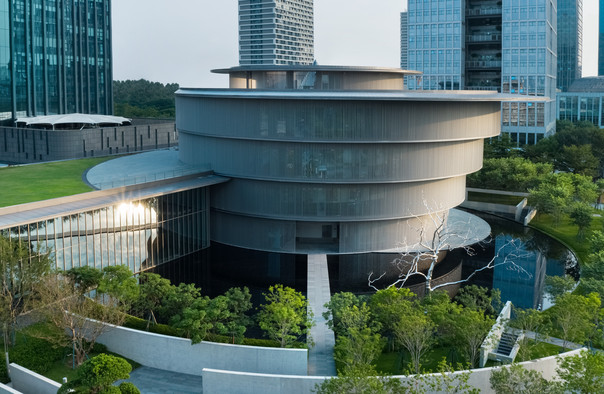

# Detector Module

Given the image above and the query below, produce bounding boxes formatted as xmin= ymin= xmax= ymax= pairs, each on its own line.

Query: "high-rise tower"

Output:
xmin=0 ymin=0 xmax=113 ymax=123
xmin=557 ymin=0 xmax=582 ymax=92
xmin=405 ymin=0 xmax=557 ymax=144
xmin=400 ymin=12 xmax=408 ymax=69
xmin=599 ymin=0 xmax=604 ymax=75
xmin=238 ymin=0 xmax=314 ymax=66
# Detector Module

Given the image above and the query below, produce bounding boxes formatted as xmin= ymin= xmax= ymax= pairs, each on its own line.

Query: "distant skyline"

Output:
xmin=112 ymin=0 xmax=600 ymax=88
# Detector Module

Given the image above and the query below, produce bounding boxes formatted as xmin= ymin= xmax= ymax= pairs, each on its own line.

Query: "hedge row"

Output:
xmin=122 ymin=315 xmax=293 ymax=348
xmin=0 ymin=334 xmax=67 ymax=383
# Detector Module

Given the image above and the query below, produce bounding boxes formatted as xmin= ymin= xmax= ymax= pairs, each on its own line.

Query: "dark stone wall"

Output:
xmin=0 ymin=122 xmax=177 ymax=164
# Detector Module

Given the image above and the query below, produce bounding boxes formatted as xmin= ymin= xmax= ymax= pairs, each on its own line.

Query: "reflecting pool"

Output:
xmin=458 ymin=210 xmax=579 ymax=310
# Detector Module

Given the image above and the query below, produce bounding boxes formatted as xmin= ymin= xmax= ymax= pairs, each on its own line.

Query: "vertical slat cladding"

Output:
xmin=176 ymin=90 xmax=501 ymax=253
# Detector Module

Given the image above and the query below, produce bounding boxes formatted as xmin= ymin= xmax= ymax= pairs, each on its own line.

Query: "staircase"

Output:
xmin=495 ymin=332 xmax=519 ymax=356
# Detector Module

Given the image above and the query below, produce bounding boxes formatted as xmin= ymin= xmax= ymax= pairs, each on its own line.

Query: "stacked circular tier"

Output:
xmin=176 ymin=66 xmax=503 ymax=255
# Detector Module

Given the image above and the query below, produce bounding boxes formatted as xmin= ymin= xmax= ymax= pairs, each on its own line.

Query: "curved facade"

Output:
xmin=176 ymin=66 xmax=510 ymax=254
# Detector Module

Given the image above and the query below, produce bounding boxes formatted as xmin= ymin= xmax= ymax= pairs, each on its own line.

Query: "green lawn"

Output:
xmin=529 ymin=213 xmax=603 ymax=263
xmin=0 ymin=157 xmax=111 ymax=207
xmin=516 ymin=340 xmax=563 ymax=362
xmin=467 ymin=192 xmax=524 ymax=206
xmin=375 ymin=347 xmax=461 ymax=375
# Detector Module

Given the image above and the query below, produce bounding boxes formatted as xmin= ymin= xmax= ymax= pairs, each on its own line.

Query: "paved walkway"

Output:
xmin=307 ymin=254 xmax=337 ymax=376
xmin=119 ymin=366 xmax=203 ymax=394
xmin=516 ymin=329 xmax=583 ymax=350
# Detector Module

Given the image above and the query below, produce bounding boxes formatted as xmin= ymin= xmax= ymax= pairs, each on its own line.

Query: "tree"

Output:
xmin=257 ymin=284 xmax=314 ymax=348
xmin=467 ymin=157 xmax=552 ymax=192
xmin=220 ymin=287 xmax=253 ymax=343
xmin=570 ymin=203 xmax=594 ymax=240
xmin=548 ymin=292 xmax=601 ymax=350
xmin=422 ymin=291 xmax=462 ymax=348
xmin=484 ymin=134 xmax=520 ymax=159
xmin=323 ymin=292 xmax=383 ymax=372
xmin=453 ymin=308 xmax=494 ymax=368
xmin=489 ymin=363 xmax=561 ymax=394
xmin=512 ymin=307 xmax=549 ymax=361
xmin=0 ymin=234 xmax=52 ymax=347
xmin=317 ymin=361 xmax=479 ymax=394
xmin=408 ymin=360 xmax=479 ymax=394
xmin=559 ymin=144 xmax=599 ymax=177
xmin=323 ymin=292 xmax=367 ymax=337
xmin=454 ymin=285 xmax=502 ymax=317
xmin=393 ymin=307 xmax=435 ymax=374
xmin=157 ymin=282 xmax=201 ymax=324
xmin=113 ymin=79 xmax=178 ymax=119
xmin=528 ymin=174 xmax=574 ymax=226
xmin=97 ymin=265 xmax=139 ymax=309
xmin=556 ymin=350 xmax=604 ymax=394
xmin=34 ymin=273 xmax=127 ymax=366
xmin=314 ymin=365 xmax=404 ymax=394
xmin=169 ymin=287 xmax=253 ymax=345
xmin=65 ymin=266 xmax=103 ymax=296
xmin=132 ymin=272 xmax=173 ymax=327
xmin=58 ymin=353 xmax=138 ymax=394
xmin=170 ymin=296 xmax=214 ymax=343
xmin=370 ymin=287 xmax=416 ymax=350
xmin=544 ymin=275 xmax=576 ymax=301
xmin=589 ymin=230 xmax=604 ymax=252
xmin=334 ymin=326 xmax=384 ymax=372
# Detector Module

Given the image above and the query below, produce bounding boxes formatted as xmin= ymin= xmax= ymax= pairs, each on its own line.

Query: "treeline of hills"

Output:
xmin=113 ymin=79 xmax=179 ymax=119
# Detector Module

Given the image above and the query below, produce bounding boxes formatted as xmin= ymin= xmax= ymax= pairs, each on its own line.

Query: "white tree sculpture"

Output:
xmin=368 ymin=206 xmax=532 ymax=294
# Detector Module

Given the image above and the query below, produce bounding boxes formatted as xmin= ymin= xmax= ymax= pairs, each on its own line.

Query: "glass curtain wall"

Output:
xmin=0 ymin=188 xmax=209 ymax=273
xmin=0 ymin=0 xmax=113 ymax=122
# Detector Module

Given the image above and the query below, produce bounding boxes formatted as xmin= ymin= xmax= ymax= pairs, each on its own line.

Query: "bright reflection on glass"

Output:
xmin=4 ymin=188 xmax=208 ymax=274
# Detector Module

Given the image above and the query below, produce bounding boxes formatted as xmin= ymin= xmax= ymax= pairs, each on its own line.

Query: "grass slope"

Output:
xmin=529 ymin=213 xmax=603 ymax=264
xmin=0 ymin=157 xmax=110 ymax=207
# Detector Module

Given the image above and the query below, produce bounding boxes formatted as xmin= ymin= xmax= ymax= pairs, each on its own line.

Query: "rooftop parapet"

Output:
xmin=211 ymin=65 xmax=422 ymax=91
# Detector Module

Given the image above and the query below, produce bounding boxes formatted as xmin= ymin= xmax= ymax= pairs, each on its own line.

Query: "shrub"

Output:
xmin=91 ymin=341 xmax=108 ymax=354
xmin=123 ymin=316 xmax=181 ymax=337
xmin=58 ymin=353 xmax=135 ymax=394
xmin=0 ymin=362 xmax=8 ymax=384
xmin=9 ymin=336 xmax=65 ymax=374
xmin=124 ymin=314 xmax=299 ymax=348
xmin=119 ymin=382 xmax=141 ymax=394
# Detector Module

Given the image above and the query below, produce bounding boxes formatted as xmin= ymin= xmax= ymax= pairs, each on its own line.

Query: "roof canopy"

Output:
xmin=568 ymin=77 xmax=604 ymax=93
xmin=16 ymin=113 xmax=132 ymax=130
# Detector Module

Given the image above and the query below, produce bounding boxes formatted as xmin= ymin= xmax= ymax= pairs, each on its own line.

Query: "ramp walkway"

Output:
xmin=307 ymin=254 xmax=337 ymax=376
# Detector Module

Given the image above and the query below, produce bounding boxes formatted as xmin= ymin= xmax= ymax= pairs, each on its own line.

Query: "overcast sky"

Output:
xmin=112 ymin=0 xmax=600 ymax=88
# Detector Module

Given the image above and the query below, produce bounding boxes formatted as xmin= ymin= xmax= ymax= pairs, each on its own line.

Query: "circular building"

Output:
xmin=175 ymin=66 xmax=505 ymax=256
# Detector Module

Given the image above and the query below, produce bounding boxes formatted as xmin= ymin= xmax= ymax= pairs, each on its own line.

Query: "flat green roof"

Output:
xmin=0 ymin=157 xmax=111 ymax=208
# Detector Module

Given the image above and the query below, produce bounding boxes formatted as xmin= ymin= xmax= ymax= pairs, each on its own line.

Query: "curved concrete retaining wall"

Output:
xmin=0 ymin=383 xmax=21 ymax=394
xmin=201 ymin=348 xmax=586 ymax=394
xmin=94 ymin=323 xmax=308 ymax=376
xmin=8 ymin=364 xmax=61 ymax=394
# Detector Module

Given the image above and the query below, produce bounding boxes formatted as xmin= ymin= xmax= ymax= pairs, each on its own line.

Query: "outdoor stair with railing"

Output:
xmin=495 ymin=332 xmax=519 ymax=357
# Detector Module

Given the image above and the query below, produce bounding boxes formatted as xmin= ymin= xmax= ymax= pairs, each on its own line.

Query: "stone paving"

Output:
xmin=119 ymin=366 xmax=203 ymax=394
xmin=307 ymin=254 xmax=337 ymax=376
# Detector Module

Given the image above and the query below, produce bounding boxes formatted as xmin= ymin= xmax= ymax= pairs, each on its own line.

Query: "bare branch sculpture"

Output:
xmin=368 ymin=205 xmax=532 ymax=295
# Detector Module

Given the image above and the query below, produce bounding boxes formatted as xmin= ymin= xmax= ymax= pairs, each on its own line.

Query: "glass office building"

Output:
xmin=600 ymin=0 xmax=604 ymax=76
xmin=557 ymin=0 xmax=582 ymax=92
xmin=557 ymin=76 xmax=604 ymax=127
xmin=238 ymin=0 xmax=314 ymax=65
xmin=0 ymin=0 xmax=113 ymax=123
xmin=404 ymin=0 xmax=557 ymax=144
